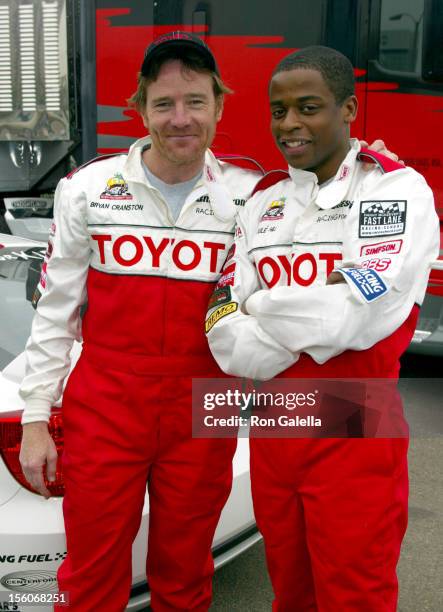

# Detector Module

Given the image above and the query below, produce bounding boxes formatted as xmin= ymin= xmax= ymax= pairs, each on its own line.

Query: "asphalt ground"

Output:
xmin=210 ymin=436 xmax=443 ymax=611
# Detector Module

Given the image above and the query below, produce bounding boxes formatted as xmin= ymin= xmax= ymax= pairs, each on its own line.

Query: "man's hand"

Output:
xmin=20 ymin=422 xmax=58 ymax=499
xmin=359 ymin=139 xmax=405 ymax=169
xmin=326 ymin=264 xmax=364 ymax=285
xmin=326 ymin=271 xmax=346 ymax=285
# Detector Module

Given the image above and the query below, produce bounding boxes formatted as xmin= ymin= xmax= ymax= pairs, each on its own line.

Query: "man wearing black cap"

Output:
xmin=19 ymin=31 xmax=395 ymax=611
xmin=19 ymin=31 xmax=260 ymax=612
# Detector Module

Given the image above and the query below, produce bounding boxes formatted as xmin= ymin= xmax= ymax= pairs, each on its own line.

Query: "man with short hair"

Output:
xmin=19 ymin=32 xmax=259 ymax=612
xmin=206 ymin=46 xmax=439 ymax=611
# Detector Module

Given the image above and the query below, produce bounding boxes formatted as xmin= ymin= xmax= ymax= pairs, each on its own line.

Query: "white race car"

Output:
xmin=0 ymin=233 xmax=259 ymax=611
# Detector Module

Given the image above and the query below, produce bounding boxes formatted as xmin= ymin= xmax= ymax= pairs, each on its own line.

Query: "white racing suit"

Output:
xmin=206 ymin=141 xmax=440 ymax=611
xmin=19 ymin=136 xmax=260 ymax=612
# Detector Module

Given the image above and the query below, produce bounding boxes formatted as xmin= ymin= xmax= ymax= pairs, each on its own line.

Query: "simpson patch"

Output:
xmin=360 ymin=239 xmax=403 ymax=256
xmin=359 ymin=200 xmax=406 ymax=237
xmin=337 ymin=267 xmax=388 ymax=303
xmin=205 ymin=302 xmax=238 ymax=332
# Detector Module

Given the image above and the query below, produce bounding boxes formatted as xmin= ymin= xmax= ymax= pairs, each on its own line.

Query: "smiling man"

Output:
xmin=271 ymin=63 xmax=355 ymax=184
xmin=18 ymin=32 xmax=260 ymax=612
xmin=206 ymin=46 xmax=439 ymax=611
xmin=140 ymin=58 xmax=222 ymax=178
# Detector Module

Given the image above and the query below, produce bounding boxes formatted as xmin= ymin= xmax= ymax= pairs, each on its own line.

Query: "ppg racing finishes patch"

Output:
xmin=100 ymin=174 xmax=133 ymax=200
xmin=336 ymin=267 xmax=388 ymax=303
xmin=205 ymin=302 xmax=238 ymax=333
xmin=359 ymin=200 xmax=406 ymax=237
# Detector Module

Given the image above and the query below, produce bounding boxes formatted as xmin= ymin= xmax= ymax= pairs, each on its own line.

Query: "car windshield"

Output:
xmin=0 ymin=243 xmax=46 ymax=369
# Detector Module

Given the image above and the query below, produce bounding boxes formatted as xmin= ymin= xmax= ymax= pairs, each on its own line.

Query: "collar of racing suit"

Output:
xmin=121 ymin=135 xmax=238 ymax=223
xmin=287 ymin=138 xmax=361 ymax=211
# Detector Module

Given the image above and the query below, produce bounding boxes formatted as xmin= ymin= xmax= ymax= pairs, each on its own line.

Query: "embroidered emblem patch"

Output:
xmin=261 ymin=198 xmax=286 ymax=222
xmin=359 ymin=200 xmax=406 ymax=237
xmin=100 ymin=174 xmax=133 ymax=200
xmin=337 ymin=267 xmax=388 ymax=302
xmin=205 ymin=302 xmax=238 ymax=332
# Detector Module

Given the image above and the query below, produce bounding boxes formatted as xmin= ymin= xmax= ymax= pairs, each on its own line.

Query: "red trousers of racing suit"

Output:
xmin=250 ymin=306 xmax=418 ymax=612
xmin=55 ymin=272 xmax=236 ymax=612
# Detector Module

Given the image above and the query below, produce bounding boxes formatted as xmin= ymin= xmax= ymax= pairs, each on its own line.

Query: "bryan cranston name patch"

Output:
xmin=359 ymin=200 xmax=406 ymax=237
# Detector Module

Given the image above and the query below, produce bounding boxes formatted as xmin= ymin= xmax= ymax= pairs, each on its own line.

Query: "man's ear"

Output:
xmin=215 ymin=95 xmax=224 ymax=122
xmin=342 ymin=95 xmax=358 ymax=125
xmin=141 ymin=112 xmax=149 ymax=130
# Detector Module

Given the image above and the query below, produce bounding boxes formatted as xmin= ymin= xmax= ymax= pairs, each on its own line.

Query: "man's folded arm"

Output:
xmin=245 ymin=173 xmax=439 ymax=364
xmin=205 ymin=212 xmax=297 ymax=379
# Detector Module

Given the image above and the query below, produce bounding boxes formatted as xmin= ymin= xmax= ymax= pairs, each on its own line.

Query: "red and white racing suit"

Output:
xmin=206 ymin=141 xmax=439 ymax=611
xmin=20 ymin=136 xmax=259 ymax=612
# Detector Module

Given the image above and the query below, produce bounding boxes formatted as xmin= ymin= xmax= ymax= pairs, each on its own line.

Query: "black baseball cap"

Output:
xmin=140 ymin=31 xmax=220 ymax=77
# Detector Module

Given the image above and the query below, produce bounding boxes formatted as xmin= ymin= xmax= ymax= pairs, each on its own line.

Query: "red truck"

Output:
xmin=1 ymin=0 xmax=442 ymax=353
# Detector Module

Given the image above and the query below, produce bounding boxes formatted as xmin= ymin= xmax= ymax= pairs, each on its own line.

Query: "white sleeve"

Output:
xmin=19 ymin=177 xmax=91 ymax=423
xmin=206 ymin=210 xmax=297 ymax=379
xmin=245 ymin=172 xmax=439 ymax=363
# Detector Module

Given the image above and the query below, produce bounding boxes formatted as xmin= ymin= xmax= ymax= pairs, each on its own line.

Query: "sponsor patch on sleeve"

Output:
xmin=336 ymin=267 xmax=388 ymax=303
xmin=360 ymin=239 xmax=403 ymax=256
xmin=216 ymin=263 xmax=236 ymax=288
xmin=359 ymin=201 xmax=406 ymax=238
xmin=31 ymin=288 xmax=42 ymax=309
xmin=208 ymin=286 xmax=232 ymax=311
xmin=360 ymin=257 xmax=391 ymax=272
xmin=224 ymin=243 xmax=236 ymax=264
xmin=37 ymin=239 xmax=54 ymax=291
xmin=205 ymin=302 xmax=238 ymax=333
